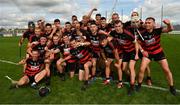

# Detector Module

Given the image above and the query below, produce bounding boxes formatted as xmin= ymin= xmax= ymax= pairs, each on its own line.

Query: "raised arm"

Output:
xmin=87 ymin=8 xmax=97 ymax=19
xmin=162 ymin=19 xmax=173 ymax=33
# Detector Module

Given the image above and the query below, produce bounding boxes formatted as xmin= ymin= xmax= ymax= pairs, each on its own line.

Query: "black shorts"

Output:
xmin=65 ymin=62 xmax=76 ymax=72
xmin=122 ymin=51 xmax=136 ymax=62
xmin=78 ymin=64 xmax=84 ymax=70
xmin=105 ymin=53 xmax=115 ymax=59
xmin=92 ymin=52 xmax=100 ymax=58
xmin=148 ymin=51 xmax=166 ymax=61
xmin=119 ymin=53 xmax=123 ymax=59
xmin=138 ymin=51 xmax=143 ymax=59
xmin=27 ymin=75 xmax=35 ymax=84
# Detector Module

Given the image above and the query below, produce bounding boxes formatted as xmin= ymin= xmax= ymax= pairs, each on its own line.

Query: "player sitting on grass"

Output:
xmin=10 ymin=50 xmax=48 ymax=89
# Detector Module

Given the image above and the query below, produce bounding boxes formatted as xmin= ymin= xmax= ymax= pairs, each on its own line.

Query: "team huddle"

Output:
xmin=10 ymin=8 xmax=177 ymax=96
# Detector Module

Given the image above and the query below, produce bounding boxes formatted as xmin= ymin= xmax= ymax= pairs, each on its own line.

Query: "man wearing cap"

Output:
xmin=18 ymin=21 xmax=35 ymax=47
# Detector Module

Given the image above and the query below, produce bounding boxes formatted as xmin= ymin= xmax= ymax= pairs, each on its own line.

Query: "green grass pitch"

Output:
xmin=0 ymin=34 xmax=180 ymax=104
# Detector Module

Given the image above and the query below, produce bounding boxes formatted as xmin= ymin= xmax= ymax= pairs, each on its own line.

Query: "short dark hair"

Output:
xmin=99 ymin=34 xmax=107 ymax=41
xmin=32 ymin=49 xmax=39 ymax=53
xmin=112 ymin=13 xmax=119 ymax=16
xmin=101 ymin=17 xmax=106 ymax=20
xmin=114 ymin=20 xmax=123 ymax=25
xmin=146 ymin=17 xmax=155 ymax=22
xmin=72 ymin=15 xmax=77 ymax=18
xmin=96 ymin=14 xmax=101 ymax=17
xmin=70 ymin=37 xmax=76 ymax=42
xmin=89 ymin=20 xmax=96 ymax=26
xmin=45 ymin=23 xmax=52 ymax=27
xmin=65 ymin=22 xmax=71 ymax=25
xmin=131 ymin=11 xmax=139 ymax=17
xmin=54 ymin=19 xmax=60 ymax=23
xmin=40 ymin=36 xmax=47 ymax=39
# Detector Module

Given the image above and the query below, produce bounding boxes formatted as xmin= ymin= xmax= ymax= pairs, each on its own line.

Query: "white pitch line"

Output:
xmin=123 ymin=82 xmax=180 ymax=93
xmin=1 ymin=59 xmax=180 ymax=93
xmin=0 ymin=59 xmax=18 ymax=65
xmin=95 ymin=78 xmax=180 ymax=93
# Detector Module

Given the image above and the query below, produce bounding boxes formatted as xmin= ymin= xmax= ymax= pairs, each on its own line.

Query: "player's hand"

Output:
xmin=93 ymin=8 xmax=97 ymax=11
xmin=163 ymin=19 xmax=171 ymax=25
xmin=142 ymin=51 xmax=149 ymax=57
xmin=50 ymin=53 xmax=54 ymax=60
xmin=44 ymin=46 xmax=48 ymax=51
xmin=32 ymin=41 xmax=39 ymax=45
xmin=50 ymin=49 xmax=54 ymax=53
xmin=135 ymin=54 xmax=139 ymax=60
xmin=18 ymin=43 xmax=22 ymax=47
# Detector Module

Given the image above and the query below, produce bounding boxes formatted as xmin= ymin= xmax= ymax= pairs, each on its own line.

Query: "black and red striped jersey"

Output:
xmin=99 ymin=25 xmax=111 ymax=33
xmin=25 ymin=58 xmax=44 ymax=76
xmin=139 ymin=28 xmax=163 ymax=55
xmin=22 ymin=30 xmax=35 ymax=41
xmin=70 ymin=46 xmax=92 ymax=64
xmin=48 ymin=42 xmax=61 ymax=60
xmin=32 ymin=44 xmax=46 ymax=58
xmin=86 ymin=32 xmax=101 ymax=53
xmin=110 ymin=29 xmax=135 ymax=53
xmin=101 ymin=40 xmax=117 ymax=58
xmin=63 ymin=29 xmax=73 ymax=38
xmin=60 ymin=43 xmax=77 ymax=63
xmin=29 ymin=35 xmax=40 ymax=43
xmin=71 ymin=29 xmax=87 ymax=41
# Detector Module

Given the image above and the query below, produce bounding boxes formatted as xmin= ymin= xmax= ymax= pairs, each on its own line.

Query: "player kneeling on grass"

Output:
xmin=100 ymin=35 xmax=123 ymax=88
xmin=57 ymin=38 xmax=92 ymax=90
xmin=56 ymin=35 xmax=77 ymax=78
xmin=10 ymin=50 xmax=48 ymax=89
xmin=137 ymin=17 xmax=177 ymax=96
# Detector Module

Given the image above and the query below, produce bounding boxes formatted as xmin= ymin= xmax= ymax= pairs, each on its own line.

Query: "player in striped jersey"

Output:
xmin=137 ymin=17 xmax=177 ymax=96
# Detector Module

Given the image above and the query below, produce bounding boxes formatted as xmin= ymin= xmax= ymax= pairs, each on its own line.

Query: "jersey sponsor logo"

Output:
xmin=64 ymin=48 xmax=70 ymax=53
xmin=145 ymin=38 xmax=156 ymax=45
xmin=104 ymin=47 xmax=113 ymax=54
xmin=30 ymin=66 xmax=40 ymax=70
xmin=91 ymin=40 xmax=99 ymax=46
xmin=117 ymin=39 xmax=126 ymax=45
xmin=76 ymin=53 xmax=84 ymax=59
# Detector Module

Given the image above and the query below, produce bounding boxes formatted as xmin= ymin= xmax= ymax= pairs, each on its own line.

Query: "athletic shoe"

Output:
xmin=45 ymin=78 xmax=50 ymax=86
xmin=117 ymin=82 xmax=123 ymax=89
xmin=81 ymin=84 xmax=89 ymax=91
xmin=103 ymin=79 xmax=110 ymax=85
xmin=128 ymin=88 xmax=134 ymax=96
xmin=9 ymin=80 xmax=18 ymax=89
xmin=170 ymin=87 xmax=177 ymax=96
xmin=60 ymin=75 xmax=65 ymax=81
xmin=31 ymin=82 xmax=38 ymax=89
xmin=135 ymin=84 xmax=141 ymax=92
xmin=146 ymin=79 xmax=152 ymax=86
xmin=89 ymin=76 xmax=96 ymax=84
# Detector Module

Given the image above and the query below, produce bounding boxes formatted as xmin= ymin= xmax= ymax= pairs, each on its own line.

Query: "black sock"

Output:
xmin=118 ymin=80 xmax=122 ymax=83
xmin=84 ymin=81 xmax=88 ymax=85
xmin=59 ymin=72 xmax=65 ymax=77
xmin=146 ymin=76 xmax=151 ymax=80
xmin=130 ymin=84 xmax=134 ymax=90
xmin=138 ymin=82 xmax=142 ymax=87
xmin=106 ymin=77 xmax=110 ymax=80
xmin=170 ymin=86 xmax=175 ymax=90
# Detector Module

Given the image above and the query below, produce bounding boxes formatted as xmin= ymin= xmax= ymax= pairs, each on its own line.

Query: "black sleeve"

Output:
xmin=22 ymin=31 xmax=28 ymax=38
xmin=39 ymin=59 xmax=44 ymax=64
xmin=123 ymin=21 xmax=131 ymax=29
xmin=109 ymin=31 xmax=113 ymax=37
xmin=26 ymin=58 xmax=31 ymax=64
xmin=154 ymin=27 xmax=163 ymax=36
